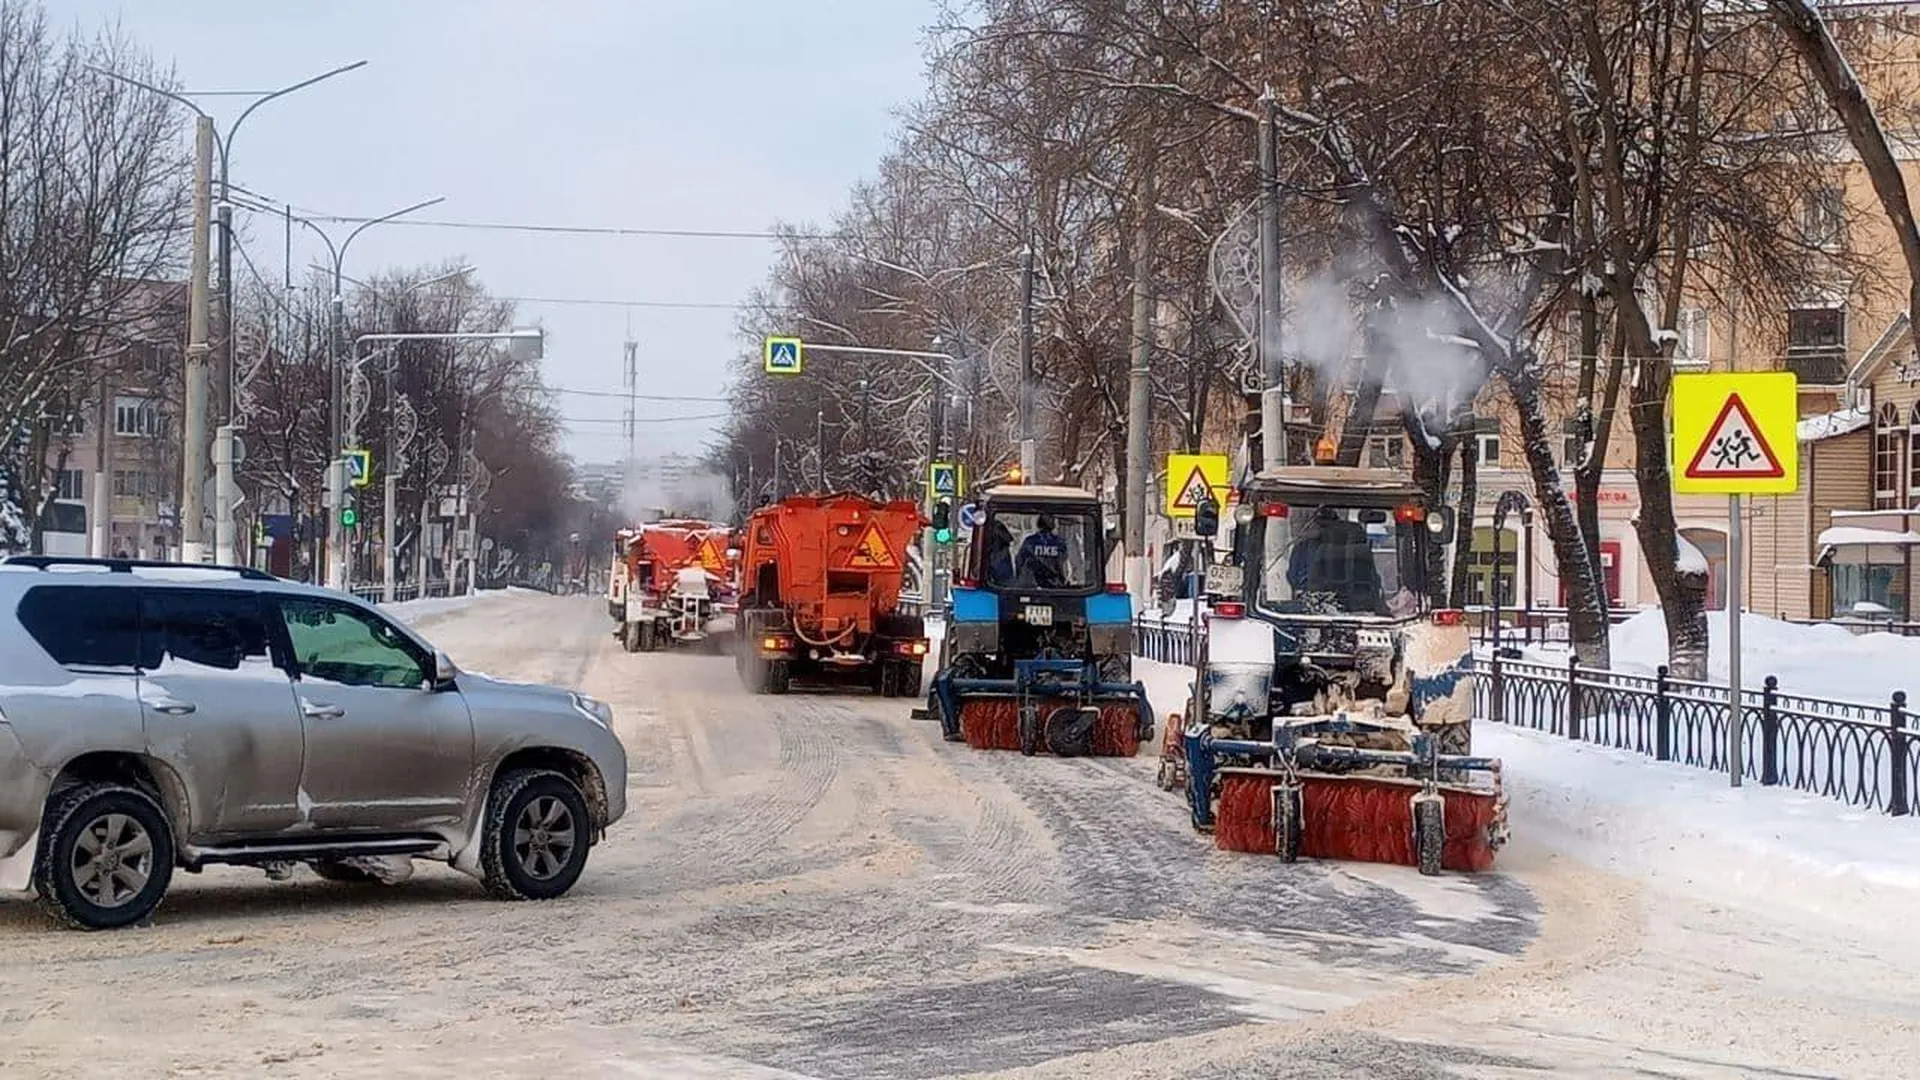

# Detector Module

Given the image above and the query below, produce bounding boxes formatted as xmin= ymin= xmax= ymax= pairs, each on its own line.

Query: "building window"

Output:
xmin=1472 ymin=417 xmax=1501 ymax=470
xmin=1674 ymin=308 xmax=1710 ymax=369
xmin=1366 ymin=435 xmax=1404 ymax=470
xmin=1832 ymin=561 xmax=1903 ymax=616
xmin=1909 ymin=403 xmax=1920 ymax=503
xmin=1874 ymin=402 xmax=1905 ymax=509
xmin=53 ymin=469 xmax=83 ymax=501
xmin=1802 ymin=186 xmax=1844 ymax=249
xmin=111 ymin=470 xmax=152 ymax=498
xmin=114 ymin=397 xmax=159 ymax=437
xmin=1788 ymin=305 xmax=1848 ymax=385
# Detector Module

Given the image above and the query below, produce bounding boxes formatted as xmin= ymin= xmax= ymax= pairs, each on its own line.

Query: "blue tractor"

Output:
xmin=928 ymin=480 xmax=1154 ymax=756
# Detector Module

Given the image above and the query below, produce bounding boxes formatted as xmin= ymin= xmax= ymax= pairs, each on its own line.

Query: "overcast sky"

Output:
xmin=57 ymin=0 xmax=935 ymax=465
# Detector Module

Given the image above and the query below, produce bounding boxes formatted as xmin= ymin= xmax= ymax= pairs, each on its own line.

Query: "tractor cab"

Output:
xmin=964 ymin=485 xmax=1107 ymax=597
xmin=1230 ymin=466 xmax=1456 ymax=626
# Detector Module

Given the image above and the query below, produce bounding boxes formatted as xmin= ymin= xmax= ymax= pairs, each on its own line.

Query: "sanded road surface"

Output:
xmin=0 ymin=592 xmax=1911 ymax=1079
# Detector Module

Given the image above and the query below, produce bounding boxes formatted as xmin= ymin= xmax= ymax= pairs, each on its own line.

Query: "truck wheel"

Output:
xmin=622 ymin=621 xmax=641 ymax=653
xmin=766 ymin=660 xmax=791 ymax=695
xmin=34 ymin=782 xmax=176 ymax=931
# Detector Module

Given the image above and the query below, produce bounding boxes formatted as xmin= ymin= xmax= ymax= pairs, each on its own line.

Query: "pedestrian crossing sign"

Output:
xmin=1165 ymin=452 xmax=1228 ymax=517
xmin=764 ymin=336 xmax=804 ymax=375
xmin=345 ymin=449 xmax=373 ymax=489
xmin=929 ymin=461 xmax=963 ymax=499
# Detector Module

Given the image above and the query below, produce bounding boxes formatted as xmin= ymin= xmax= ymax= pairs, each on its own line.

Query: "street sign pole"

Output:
xmin=1672 ymin=371 xmax=1796 ymax=789
xmin=1729 ymin=493 xmax=1744 ymax=787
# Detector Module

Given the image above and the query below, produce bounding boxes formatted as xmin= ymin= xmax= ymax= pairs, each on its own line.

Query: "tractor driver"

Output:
xmin=1016 ymin=513 xmax=1070 ymax=588
xmin=985 ymin=519 xmax=1016 ymax=585
xmin=1286 ymin=506 xmax=1383 ymax=613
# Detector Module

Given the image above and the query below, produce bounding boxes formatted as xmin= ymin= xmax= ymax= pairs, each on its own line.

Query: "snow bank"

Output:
xmin=1601 ymin=608 xmax=1920 ymax=705
xmin=1483 ymin=722 xmax=1920 ymax=930
xmin=382 ymin=586 xmax=533 ymax=625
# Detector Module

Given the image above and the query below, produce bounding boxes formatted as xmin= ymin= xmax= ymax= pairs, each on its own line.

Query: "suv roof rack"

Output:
xmin=0 ymin=555 xmax=279 ymax=582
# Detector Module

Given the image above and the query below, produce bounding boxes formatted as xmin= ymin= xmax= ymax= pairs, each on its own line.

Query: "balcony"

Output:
xmin=1785 ymin=347 xmax=1849 ymax=386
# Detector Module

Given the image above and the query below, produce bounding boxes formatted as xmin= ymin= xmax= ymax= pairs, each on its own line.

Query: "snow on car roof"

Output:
xmin=981 ymin=484 xmax=1101 ymax=503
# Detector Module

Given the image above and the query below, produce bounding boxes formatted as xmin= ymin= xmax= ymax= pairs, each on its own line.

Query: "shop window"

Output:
xmin=1832 ymin=562 xmax=1902 ymax=615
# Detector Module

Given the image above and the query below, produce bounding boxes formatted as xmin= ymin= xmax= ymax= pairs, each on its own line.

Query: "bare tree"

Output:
xmin=0 ymin=1 xmax=188 ymax=545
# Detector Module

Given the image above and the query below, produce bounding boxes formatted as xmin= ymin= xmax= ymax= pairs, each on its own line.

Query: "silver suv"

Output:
xmin=0 ymin=557 xmax=627 ymax=930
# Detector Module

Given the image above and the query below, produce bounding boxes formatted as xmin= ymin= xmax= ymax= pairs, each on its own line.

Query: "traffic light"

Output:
xmin=340 ymin=503 xmax=358 ymax=529
xmin=1194 ymin=490 xmax=1220 ymax=539
xmin=932 ymin=498 xmax=953 ymax=544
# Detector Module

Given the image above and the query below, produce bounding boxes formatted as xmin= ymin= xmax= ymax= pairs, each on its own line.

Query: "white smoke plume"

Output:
xmin=1282 ymin=270 xmax=1488 ymax=425
xmin=621 ymin=467 xmax=735 ymax=524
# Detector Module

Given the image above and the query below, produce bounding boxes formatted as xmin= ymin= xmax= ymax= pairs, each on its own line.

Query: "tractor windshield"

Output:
xmin=1251 ymin=504 xmax=1431 ymax=619
xmin=980 ymin=507 xmax=1102 ymax=591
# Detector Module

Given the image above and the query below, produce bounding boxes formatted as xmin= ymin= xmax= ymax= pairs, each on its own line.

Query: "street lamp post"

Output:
xmin=88 ymin=61 xmax=367 ymax=568
xmin=297 ymin=197 xmax=447 ymax=591
xmin=351 ymin=329 xmax=542 ymax=599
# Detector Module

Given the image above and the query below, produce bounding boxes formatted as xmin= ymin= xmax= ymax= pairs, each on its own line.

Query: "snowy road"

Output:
xmin=1 ymin=591 xmax=1914 ymax=1078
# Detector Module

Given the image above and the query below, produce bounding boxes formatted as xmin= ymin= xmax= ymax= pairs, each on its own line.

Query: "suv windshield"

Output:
xmin=1252 ymin=504 xmax=1431 ymax=619
xmin=979 ymin=507 xmax=1101 ymax=591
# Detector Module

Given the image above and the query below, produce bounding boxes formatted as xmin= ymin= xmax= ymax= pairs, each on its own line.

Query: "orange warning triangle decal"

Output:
xmin=845 ymin=520 xmax=898 ymax=569
xmin=1170 ymin=465 xmax=1216 ymax=511
xmin=1684 ymin=392 xmax=1785 ymax=480
xmin=696 ymin=536 xmax=727 ymax=573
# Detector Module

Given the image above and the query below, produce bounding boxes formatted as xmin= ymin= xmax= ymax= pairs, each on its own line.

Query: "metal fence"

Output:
xmin=1132 ymin=617 xmax=1915 ymax=820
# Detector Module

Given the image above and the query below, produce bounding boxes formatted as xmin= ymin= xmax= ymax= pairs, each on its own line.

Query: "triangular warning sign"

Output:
xmin=845 ymin=521 xmax=898 ymax=569
xmin=1170 ymin=465 xmax=1216 ymax=511
xmin=696 ymin=536 xmax=727 ymax=573
xmin=1684 ymin=392 xmax=1785 ymax=480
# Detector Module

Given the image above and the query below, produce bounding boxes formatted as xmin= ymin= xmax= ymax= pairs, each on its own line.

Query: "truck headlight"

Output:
xmin=570 ymin=693 xmax=614 ymax=728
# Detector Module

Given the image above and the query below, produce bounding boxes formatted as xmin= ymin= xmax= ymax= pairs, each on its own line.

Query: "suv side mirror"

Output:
xmin=433 ymin=650 xmax=457 ymax=687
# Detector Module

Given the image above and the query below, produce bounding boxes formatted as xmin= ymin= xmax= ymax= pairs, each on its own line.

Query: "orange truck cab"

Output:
xmin=735 ymin=493 xmax=928 ymax=696
xmin=610 ymin=519 xmax=737 ymax=652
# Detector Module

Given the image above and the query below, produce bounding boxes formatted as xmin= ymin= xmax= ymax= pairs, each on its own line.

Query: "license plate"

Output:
xmin=1024 ymin=604 xmax=1053 ymax=626
xmin=1204 ymin=564 xmax=1242 ymax=598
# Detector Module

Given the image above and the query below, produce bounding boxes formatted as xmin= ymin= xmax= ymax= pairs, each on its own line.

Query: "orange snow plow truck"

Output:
xmin=607 ymin=519 xmax=738 ymax=652
xmin=735 ymin=493 xmax=928 ymax=696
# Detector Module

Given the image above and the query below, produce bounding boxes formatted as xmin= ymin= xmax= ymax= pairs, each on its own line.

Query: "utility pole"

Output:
xmin=815 ymin=409 xmax=826 ymax=490
xmin=181 ymin=117 xmax=214 ymax=565
xmin=382 ymin=352 xmax=398 ymax=603
xmin=859 ymin=378 xmax=872 ymax=494
xmin=1258 ymin=91 xmax=1286 ymax=471
xmin=1124 ymin=160 xmax=1156 ymax=601
xmin=1019 ymin=232 xmax=1037 ymax=478
xmin=924 ymin=351 xmax=950 ymax=607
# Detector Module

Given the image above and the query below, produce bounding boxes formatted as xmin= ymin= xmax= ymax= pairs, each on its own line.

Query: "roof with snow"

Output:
xmin=1816 ymin=525 xmax=1920 ymax=549
xmin=1247 ymin=465 xmax=1425 ymax=502
xmin=1849 ymin=311 xmax=1912 ymax=387
xmin=1798 ymin=406 xmax=1871 ymax=442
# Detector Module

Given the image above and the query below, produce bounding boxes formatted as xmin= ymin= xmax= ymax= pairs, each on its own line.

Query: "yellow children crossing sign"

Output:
xmin=1165 ymin=452 xmax=1229 ymax=517
xmin=1672 ymin=372 xmax=1798 ymax=495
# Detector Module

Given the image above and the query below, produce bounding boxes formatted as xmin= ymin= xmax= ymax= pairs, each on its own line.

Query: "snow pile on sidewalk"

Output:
xmin=1483 ymin=722 xmax=1920 ymax=929
xmin=1539 ymin=609 xmax=1920 ymax=705
xmin=382 ymin=586 xmax=535 ymax=624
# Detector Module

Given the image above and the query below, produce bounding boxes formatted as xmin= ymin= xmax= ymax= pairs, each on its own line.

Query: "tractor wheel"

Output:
xmin=878 ymin=662 xmax=903 ymax=698
xmin=1412 ymin=792 xmax=1445 ymax=877
xmin=1273 ymin=781 xmax=1302 ymax=862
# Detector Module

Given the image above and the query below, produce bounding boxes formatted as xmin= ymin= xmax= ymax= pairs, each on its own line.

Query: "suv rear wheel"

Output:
xmin=34 ymin=783 xmax=176 ymax=931
xmin=480 ymin=768 xmax=592 ymax=901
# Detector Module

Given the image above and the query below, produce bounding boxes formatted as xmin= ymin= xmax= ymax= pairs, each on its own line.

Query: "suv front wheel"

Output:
xmin=480 ymin=768 xmax=592 ymax=901
xmin=34 ymin=783 xmax=176 ymax=931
